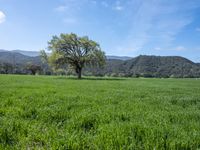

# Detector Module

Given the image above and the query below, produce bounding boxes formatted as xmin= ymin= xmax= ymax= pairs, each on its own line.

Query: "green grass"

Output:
xmin=0 ymin=75 xmax=200 ymax=149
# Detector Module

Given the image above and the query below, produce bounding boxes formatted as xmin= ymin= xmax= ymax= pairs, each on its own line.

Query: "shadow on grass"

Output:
xmin=55 ymin=76 xmax=126 ymax=81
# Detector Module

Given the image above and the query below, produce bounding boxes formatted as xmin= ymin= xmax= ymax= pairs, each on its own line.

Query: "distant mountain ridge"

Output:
xmin=0 ymin=50 xmax=200 ymax=77
xmin=0 ymin=49 xmax=41 ymax=57
xmin=106 ymin=55 xmax=132 ymax=60
xmin=0 ymin=51 xmax=41 ymax=65
xmin=12 ymin=50 xmax=41 ymax=57
xmin=0 ymin=50 xmax=132 ymax=60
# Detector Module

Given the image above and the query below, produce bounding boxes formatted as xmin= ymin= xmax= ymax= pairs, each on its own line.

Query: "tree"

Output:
xmin=2 ymin=62 xmax=13 ymax=74
xmin=42 ymin=33 xmax=106 ymax=79
xmin=26 ymin=63 xmax=41 ymax=75
xmin=40 ymin=50 xmax=53 ymax=75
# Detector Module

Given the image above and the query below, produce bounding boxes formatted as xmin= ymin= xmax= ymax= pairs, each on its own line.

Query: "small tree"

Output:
xmin=2 ymin=62 xmax=13 ymax=74
xmin=26 ymin=63 xmax=41 ymax=75
xmin=41 ymin=33 xmax=106 ymax=79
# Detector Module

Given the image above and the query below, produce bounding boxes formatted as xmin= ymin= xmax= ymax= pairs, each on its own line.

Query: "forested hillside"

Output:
xmin=0 ymin=51 xmax=200 ymax=77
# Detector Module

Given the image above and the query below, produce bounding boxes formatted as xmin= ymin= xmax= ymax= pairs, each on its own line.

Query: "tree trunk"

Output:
xmin=31 ymin=70 xmax=36 ymax=75
xmin=77 ymin=67 xmax=82 ymax=79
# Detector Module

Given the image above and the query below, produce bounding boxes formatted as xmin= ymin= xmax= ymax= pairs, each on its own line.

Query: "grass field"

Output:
xmin=0 ymin=75 xmax=200 ymax=149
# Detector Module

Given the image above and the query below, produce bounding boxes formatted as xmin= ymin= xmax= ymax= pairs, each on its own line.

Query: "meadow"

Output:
xmin=0 ymin=75 xmax=200 ymax=149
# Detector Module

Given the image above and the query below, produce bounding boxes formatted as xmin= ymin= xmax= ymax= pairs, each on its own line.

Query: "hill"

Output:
xmin=86 ymin=55 xmax=200 ymax=78
xmin=0 ymin=50 xmax=200 ymax=77
xmin=106 ymin=55 xmax=132 ymax=60
xmin=0 ymin=51 xmax=42 ymax=74
xmin=0 ymin=49 xmax=42 ymax=57
xmin=119 ymin=55 xmax=200 ymax=78
xmin=0 ymin=51 xmax=41 ymax=64
xmin=0 ymin=50 xmax=132 ymax=60
xmin=12 ymin=50 xmax=41 ymax=57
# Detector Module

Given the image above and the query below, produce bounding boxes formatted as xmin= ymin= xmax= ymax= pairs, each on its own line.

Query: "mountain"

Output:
xmin=118 ymin=55 xmax=200 ymax=77
xmin=0 ymin=49 xmax=44 ymax=57
xmin=12 ymin=50 xmax=41 ymax=57
xmin=84 ymin=55 xmax=200 ymax=78
xmin=106 ymin=55 xmax=132 ymax=60
xmin=0 ymin=49 xmax=41 ymax=57
xmin=0 ymin=50 xmax=200 ymax=77
xmin=0 ymin=50 xmax=131 ymax=60
xmin=0 ymin=51 xmax=43 ymax=74
xmin=0 ymin=51 xmax=41 ymax=65
xmin=0 ymin=49 xmax=7 ymax=52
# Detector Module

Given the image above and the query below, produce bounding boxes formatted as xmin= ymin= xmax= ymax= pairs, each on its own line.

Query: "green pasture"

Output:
xmin=0 ymin=75 xmax=200 ymax=149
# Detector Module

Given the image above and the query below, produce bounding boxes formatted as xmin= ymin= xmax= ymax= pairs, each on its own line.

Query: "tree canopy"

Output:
xmin=41 ymin=33 xmax=106 ymax=78
xmin=26 ymin=63 xmax=41 ymax=75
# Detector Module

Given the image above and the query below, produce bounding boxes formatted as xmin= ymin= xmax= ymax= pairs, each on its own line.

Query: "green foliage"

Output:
xmin=25 ymin=63 xmax=42 ymax=75
xmin=84 ymin=55 xmax=200 ymax=78
xmin=0 ymin=75 xmax=200 ymax=149
xmin=46 ymin=33 xmax=106 ymax=78
xmin=1 ymin=51 xmax=200 ymax=78
xmin=40 ymin=50 xmax=48 ymax=64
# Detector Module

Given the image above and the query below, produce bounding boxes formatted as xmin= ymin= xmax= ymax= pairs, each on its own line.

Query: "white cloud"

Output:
xmin=154 ymin=47 xmax=162 ymax=51
xmin=112 ymin=0 xmax=200 ymax=54
xmin=54 ymin=1 xmax=83 ymax=25
xmin=173 ymin=46 xmax=186 ymax=51
xmin=114 ymin=6 xmax=123 ymax=11
xmin=53 ymin=0 xmax=200 ymax=55
xmin=113 ymin=1 xmax=124 ymax=11
xmin=90 ymin=0 xmax=97 ymax=5
xmin=55 ymin=5 xmax=78 ymax=25
xmin=0 ymin=11 xmax=6 ymax=24
xmin=54 ymin=0 xmax=84 ymax=13
xmin=55 ymin=5 xmax=68 ymax=12
xmin=154 ymin=46 xmax=186 ymax=51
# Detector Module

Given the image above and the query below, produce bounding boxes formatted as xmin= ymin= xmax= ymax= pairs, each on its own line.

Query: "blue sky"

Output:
xmin=0 ymin=0 xmax=200 ymax=62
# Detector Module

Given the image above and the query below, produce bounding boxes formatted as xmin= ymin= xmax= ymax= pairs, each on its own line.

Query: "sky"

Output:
xmin=0 ymin=0 xmax=200 ymax=62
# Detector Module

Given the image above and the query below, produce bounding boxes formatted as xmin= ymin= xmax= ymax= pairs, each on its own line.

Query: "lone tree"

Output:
xmin=41 ymin=33 xmax=106 ymax=79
